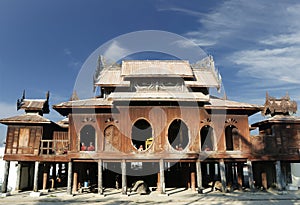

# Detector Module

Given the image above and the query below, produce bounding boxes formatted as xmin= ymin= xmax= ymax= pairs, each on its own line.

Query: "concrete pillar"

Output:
xmin=67 ymin=161 xmax=72 ymax=195
xmin=121 ymin=160 xmax=127 ymax=195
xmin=15 ymin=163 xmax=22 ymax=192
xmin=247 ymin=159 xmax=255 ymax=191
xmin=98 ymin=159 xmax=103 ymax=194
xmin=275 ymin=161 xmax=283 ymax=191
xmin=159 ymin=159 xmax=165 ymax=194
xmin=1 ymin=161 xmax=10 ymax=193
xmin=33 ymin=161 xmax=40 ymax=192
xmin=219 ymin=159 xmax=226 ymax=192
xmin=196 ymin=161 xmax=203 ymax=193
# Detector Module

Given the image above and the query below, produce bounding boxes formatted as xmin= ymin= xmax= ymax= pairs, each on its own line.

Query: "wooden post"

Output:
xmin=1 ymin=161 xmax=10 ymax=193
xmin=159 ymin=159 xmax=165 ymax=194
xmin=275 ymin=161 xmax=283 ymax=191
xmin=72 ymin=171 xmax=78 ymax=193
xmin=98 ymin=159 xmax=103 ymax=194
xmin=121 ymin=160 xmax=127 ymax=195
xmin=237 ymin=162 xmax=243 ymax=190
xmin=219 ymin=159 xmax=226 ymax=192
xmin=261 ymin=172 xmax=267 ymax=190
xmin=67 ymin=161 xmax=72 ymax=195
xmin=33 ymin=161 xmax=40 ymax=192
xmin=247 ymin=159 xmax=254 ymax=191
xmin=157 ymin=172 xmax=161 ymax=192
xmin=15 ymin=163 xmax=21 ymax=192
xmin=52 ymin=164 xmax=56 ymax=189
xmin=42 ymin=163 xmax=49 ymax=190
xmin=196 ymin=161 xmax=203 ymax=193
xmin=190 ymin=163 xmax=196 ymax=191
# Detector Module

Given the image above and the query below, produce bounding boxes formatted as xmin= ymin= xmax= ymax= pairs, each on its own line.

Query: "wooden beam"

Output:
xmin=72 ymin=170 xmax=78 ymax=194
xmin=121 ymin=159 xmax=127 ymax=195
xmin=1 ymin=161 xmax=10 ymax=193
xmin=237 ymin=162 xmax=243 ymax=190
xmin=33 ymin=161 xmax=39 ymax=192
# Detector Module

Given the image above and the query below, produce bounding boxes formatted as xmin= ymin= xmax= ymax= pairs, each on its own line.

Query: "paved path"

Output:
xmin=1 ymin=188 xmax=300 ymax=204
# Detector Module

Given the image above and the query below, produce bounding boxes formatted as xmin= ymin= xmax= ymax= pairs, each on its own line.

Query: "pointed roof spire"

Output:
xmin=70 ymin=90 xmax=79 ymax=101
xmin=93 ymin=55 xmax=105 ymax=92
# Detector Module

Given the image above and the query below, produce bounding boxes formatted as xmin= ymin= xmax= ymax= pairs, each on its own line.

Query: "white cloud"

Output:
xmin=103 ymin=40 xmax=130 ymax=63
xmin=64 ymin=48 xmax=82 ymax=69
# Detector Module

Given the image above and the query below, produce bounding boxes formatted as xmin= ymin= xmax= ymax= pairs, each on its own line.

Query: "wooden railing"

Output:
xmin=40 ymin=139 xmax=69 ymax=155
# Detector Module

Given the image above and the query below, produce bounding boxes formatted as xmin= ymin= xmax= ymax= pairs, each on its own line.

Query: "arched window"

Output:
xmin=131 ymin=119 xmax=153 ymax=151
xmin=80 ymin=125 xmax=96 ymax=151
xmin=104 ymin=125 xmax=121 ymax=152
xmin=200 ymin=125 xmax=214 ymax=151
xmin=225 ymin=125 xmax=239 ymax=151
xmin=168 ymin=119 xmax=189 ymax=151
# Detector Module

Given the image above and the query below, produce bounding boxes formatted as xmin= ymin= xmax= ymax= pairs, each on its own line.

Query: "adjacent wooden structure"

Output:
xmin=1 ymin=56 xmax=300 ymax=194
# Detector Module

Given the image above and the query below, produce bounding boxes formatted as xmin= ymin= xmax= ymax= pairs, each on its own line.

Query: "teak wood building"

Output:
xmin=1 ymin=56 xmax=300 ymax=195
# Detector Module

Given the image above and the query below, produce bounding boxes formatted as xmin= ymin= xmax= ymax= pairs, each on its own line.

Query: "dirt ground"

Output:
xmin=1 ymin=187 xmax=300 ymax=205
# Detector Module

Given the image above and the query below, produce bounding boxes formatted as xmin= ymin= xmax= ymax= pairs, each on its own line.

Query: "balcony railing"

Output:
xmin=40 ymin=139 xmax=69 ymax=155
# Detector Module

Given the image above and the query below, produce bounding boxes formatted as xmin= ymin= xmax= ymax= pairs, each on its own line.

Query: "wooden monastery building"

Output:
xmin=1 ymin=56 xmax=300 ymax=195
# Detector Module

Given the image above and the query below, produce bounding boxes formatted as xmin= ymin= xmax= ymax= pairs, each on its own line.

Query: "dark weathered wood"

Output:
xmin=1 ymin=161 xmax=10 ymax=193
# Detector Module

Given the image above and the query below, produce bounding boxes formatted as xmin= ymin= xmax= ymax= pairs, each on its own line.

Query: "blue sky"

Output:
xmin=1 ymin=0 xmax=300 ymax=145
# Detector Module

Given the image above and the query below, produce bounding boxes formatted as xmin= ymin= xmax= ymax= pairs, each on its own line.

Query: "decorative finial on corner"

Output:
xmin=46 ymin=91 xmax=50 ymax=101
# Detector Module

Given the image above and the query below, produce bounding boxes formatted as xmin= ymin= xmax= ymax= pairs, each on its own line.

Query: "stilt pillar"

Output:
xmin=72 ymin=169 xmax=78 ymax=193
xmin=1 ymin=161 xmax=10 ymax=193
xmin=98 ymin=159 xmax=103 ymax=195
xmin=33 ymin=161 xmax=40 ymax=192
xmin=237 ymin=162 xmax=243 ymax=190
xmin=157 ymin=172 xmax=161 ymax=192
xmin=42 ymin=163 xmax=49 ymax=190
xmin=275 ymin=161 xmax=283 ymax=191
xmin=196 ymin=161 xmax=203 ymax=193
xmin=121 ymin=159 xmax=127 ymax=195
xmin=247 ymin=159 xmax=255 ymax=191
xmin=15 ymin=162 xmax=22 ymax=192
xmin=159 ymin=159 xmax=165 ymax=194
xmin=67 ymin=161 xmax=72 ymax=195
xmin=191 ymin=163 xmax=196 ymax=191
xmin=219 ymin=159 xmax=226 ymax=192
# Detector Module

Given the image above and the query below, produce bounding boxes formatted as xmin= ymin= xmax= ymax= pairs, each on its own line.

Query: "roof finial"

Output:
xmin=93 ymin=55 xmax=105 ymax=92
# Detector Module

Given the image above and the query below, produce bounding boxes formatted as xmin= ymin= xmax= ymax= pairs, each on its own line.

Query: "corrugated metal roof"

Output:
xmin=121 ymin=60 xmax=194 ymax=77
xmin=205 ymin=97 xmax=263 ymax=109
xmin=53 ymin=98 xmax=113 ymax=108
xmin=0 ymin=113 xmax=51 ymax=124
xmin=108 ymin=92 xmax=209 ymax=102
xmin=95 ymin=68 xmax=130 ymax=86
xmin=20 ymin=99 xmax=47 ymax=110
xmin=185 ymin=70 xmax=220 ymax=87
